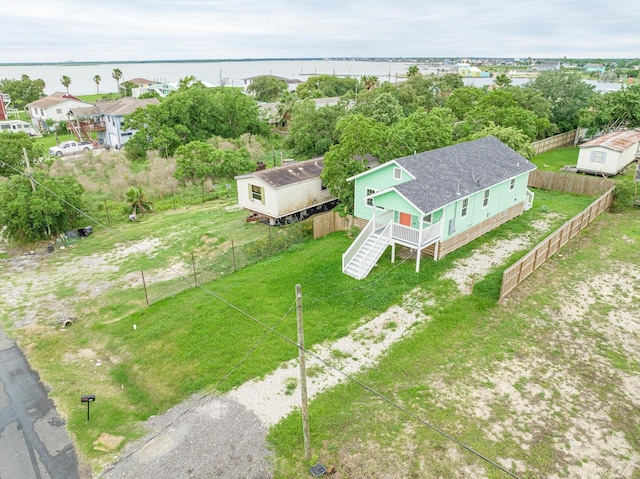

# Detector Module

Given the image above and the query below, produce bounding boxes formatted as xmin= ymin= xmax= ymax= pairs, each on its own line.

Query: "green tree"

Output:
xmin=295 ymin=75 xmax=358 ymax=99
xmin=175 ymin=141 xmax=255 ymax=184
xmin=125 ymin=85 xmax=266 ymax=157
xmin=432 ymin=73 xmax=465 ymax=105
xmin=119 ymin=80 xmax=136 ymax=97
xmin=321 ymin=115 xmax=387 ymax=214
xmin=0 ymin=75 xmax=46 ymax=108
xmin=387 ymin=108 xmax=454 ymax=159
xmin=285 ymin=99 xmax=345 ymax=158
xmin=60 ymin=75 xmax=72 ymax=95
xmin=0 ymin=132 xmax=46 ymax=178
xmin=468 ymin=123 xmax=536 ymax=159
xmin=580 ymin=83 xmax=640 ymax=134
xmin=93 ymin=75 xmax=101 ymax=94
xmin=445 ymin=86 xmax=485 ymax=120
xmin=396 ymin=74 xmax=436 ymax=114
xmin=112 ymin=68 xmax=123 ymax=95
xmin=351 ymin=91 xmax=403 ymax=126
xmin=528 ymin=71 xmax=596 ymax=132
xmin=0 ymin=173 xmax=85 ymax=242
xmin=247 ymin=76 xmax=289 ymax=102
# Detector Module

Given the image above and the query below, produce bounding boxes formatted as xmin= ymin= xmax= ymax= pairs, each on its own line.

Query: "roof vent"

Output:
xmin=456 ymin=180 xmax=461 ymax=195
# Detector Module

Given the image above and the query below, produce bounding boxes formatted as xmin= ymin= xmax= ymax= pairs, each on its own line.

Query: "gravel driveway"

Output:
xmin=100 ymin=395 xmax=272 ymax=479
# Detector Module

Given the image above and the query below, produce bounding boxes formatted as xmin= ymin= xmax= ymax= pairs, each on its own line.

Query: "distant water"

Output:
xmin=0 ymin=59 xmax=622 ymax=96
xmin=0 ymin=59 xmax=418 ymax=96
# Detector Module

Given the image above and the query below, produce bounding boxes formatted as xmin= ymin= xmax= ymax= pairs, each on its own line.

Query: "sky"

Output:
xmin=2 ymin=0 xmax=640 ymax=63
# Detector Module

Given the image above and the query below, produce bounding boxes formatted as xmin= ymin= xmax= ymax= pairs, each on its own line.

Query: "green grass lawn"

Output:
xmin=268 ymin=207 xmax=640 ymax=478
xmin=531 ymin=146 xmax=579 ymax=171
xmin=10 ymin=187 xmax=596 ymax=470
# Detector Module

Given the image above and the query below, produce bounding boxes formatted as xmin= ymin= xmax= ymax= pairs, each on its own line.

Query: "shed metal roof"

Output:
xmin=236 ymin=157 xmax=324 ymax=188
xmin=580 ymin=129 xmax=640 ymax=152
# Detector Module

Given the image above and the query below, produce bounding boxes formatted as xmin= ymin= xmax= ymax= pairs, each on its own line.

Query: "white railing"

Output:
xmin=525 ymin=188 xmax=535 ymax=211
xmin=342 ymin=211 xmax=393 ymax=271
xmin=392 ymin=223 xmax=419 ymax=245
xmin=420 ymin=222 xmax=442 ymax=247
xmin=373 ymin=210 xmax=394 ymax=232
xmin=391 ymin=221 xmax=442 ymax=248
xmin=352 ymin=222 xmax=392 ymax=279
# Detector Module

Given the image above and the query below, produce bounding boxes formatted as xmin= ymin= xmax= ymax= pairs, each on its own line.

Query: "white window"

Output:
xmin=393 ymin=167 xmax=402 ymax=180
xmin=250 ymin=184 xmax=264 ymax=204
xmin=590 ymin=151 xmax=606 ymax=163
xmin=56 ymin=109 xmax=62 ymax=114
xmin=461 ymin=198 xmax=469 ymax=218
xmin=423 ymin=214 xmax=432 ymax=225
xmin=509 ymin=178 xmax=516 ymax=191
xmin=482 ymin=189 xmax=490 ymax=208
xmin=366 ymin=188 xmax=376 ymax=207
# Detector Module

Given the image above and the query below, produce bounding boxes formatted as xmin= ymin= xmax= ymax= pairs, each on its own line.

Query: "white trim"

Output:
xmin=460 ymin=197 xmax=469 ymax=218
xmin=347 ymin=160 xmax=415 ymax=182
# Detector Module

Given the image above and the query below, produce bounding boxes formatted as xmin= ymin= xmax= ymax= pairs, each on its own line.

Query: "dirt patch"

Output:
xmin=443 ymin=214 xmax=559 ymax=293
xmin=94 ymin=433 xmax=125 ymax=452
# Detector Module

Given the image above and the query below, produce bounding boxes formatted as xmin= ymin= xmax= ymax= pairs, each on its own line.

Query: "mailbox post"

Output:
xmin=81 ymin=395 xmax=95 ymax=421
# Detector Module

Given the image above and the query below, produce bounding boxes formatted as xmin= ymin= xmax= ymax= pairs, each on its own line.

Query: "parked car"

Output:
xmin=48 ymin=141 xmax=93 ymax=157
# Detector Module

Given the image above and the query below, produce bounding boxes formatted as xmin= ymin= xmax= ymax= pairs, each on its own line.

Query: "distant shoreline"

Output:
xmin=3 ymin=56 xmax=635 ymax=68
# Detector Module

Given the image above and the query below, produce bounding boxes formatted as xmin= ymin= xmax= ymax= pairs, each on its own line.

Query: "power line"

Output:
xmin=0 ymin=159 xmax=521 ymax=478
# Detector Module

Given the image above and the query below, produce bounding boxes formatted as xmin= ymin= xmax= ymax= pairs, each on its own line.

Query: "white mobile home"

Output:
xmin=0 ymin=120 xmax=38 ymax=136
xmin=235 ymin=157 xmax=337 ymax=225
xmin=577 ymin=129 xmax=640 ymax=176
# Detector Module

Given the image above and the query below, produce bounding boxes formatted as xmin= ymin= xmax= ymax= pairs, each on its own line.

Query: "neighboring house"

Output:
xmin=128 ymin=78 xmax=157 ymax=98
xmin=67 ymin=97 xmax=160 ymax=148
xmin=343 ymin=136 xmax=537 ymax=279
xmin=25 ymin=92 xmax=93 ymax=131
xmin=584 ymin=63 xmax=606 ymax=74
xmin=242 ymin=75 xmax=302 ymax=94
xmin=258 ymin=97 xmax=341 ymax=132
xmin=136 ymin=79 xmax=216 ymax=98
xmin=576 ymin=129 xmax=640 ymax=176
xmin=235 ymin=157 xmax=337 ymax=225
xmin=533 ymin=62 xmax=561 ymax=72
xmin=0 ymin=92 xmax=8 ymax=120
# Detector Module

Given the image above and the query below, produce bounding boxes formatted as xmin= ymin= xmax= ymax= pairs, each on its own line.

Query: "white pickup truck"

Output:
xmin=49 ymin=141 xmax=94 ymax=157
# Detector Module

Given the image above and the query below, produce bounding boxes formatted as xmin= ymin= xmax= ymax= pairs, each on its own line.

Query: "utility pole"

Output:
xmin=23 ymin=148 xmax=36 ymax=192
xmin=296 ymin=284 xmax=311 ymax=462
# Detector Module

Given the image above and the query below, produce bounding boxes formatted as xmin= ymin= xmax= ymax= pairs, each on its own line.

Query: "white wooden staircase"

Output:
xmin=342 ymin=211 xmax=393 ymax=280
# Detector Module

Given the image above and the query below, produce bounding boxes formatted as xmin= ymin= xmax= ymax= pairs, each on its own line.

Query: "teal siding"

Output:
xmin=441 ymin=173 xmax=529 ymax=240
xmin=353 ymin=162 xmax=411 ymax=220
xmin=353 ymin=161 xmax=530 ymax=237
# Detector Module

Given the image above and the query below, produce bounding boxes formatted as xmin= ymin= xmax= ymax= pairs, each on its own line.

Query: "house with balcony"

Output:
xmin=343 ymin=136 xmax=537 ymax=279
xmin=25 ymin=92 xmax=93 ymax=131
xmin=67 ymin=97 xmax=159 ymax=148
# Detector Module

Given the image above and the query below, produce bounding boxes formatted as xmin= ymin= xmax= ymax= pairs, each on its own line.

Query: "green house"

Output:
xmin=343 ymin=136 xmax=537 ymax=279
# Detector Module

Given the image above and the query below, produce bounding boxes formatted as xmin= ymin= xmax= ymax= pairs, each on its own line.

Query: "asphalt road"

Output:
xmin=0 ymin=326 xmax=81 ymax=479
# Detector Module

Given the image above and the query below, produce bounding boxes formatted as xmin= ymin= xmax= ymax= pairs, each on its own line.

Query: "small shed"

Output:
xmin=576 ymin=129 xmax=640 ymax=176
xmin=235 ymin=157 xmax=337 ymax=225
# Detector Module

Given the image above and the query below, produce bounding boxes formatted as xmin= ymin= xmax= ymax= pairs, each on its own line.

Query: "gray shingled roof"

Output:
xmin=236 ymin=157 xmax=324 ymax=188
xmin=390 ymin=136 xmax=536 ymax=214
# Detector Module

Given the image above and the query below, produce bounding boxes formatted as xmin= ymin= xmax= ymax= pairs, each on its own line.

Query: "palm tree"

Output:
xmin=276 ymin=90 xmax=296 ymax=126
xmin=60 ymin=75 xmax=72 ymax=95
xmin=112 ymin=68 xmax=123 ymax=96
xmin=125 ymin=186 xmax=154 ymax=217
xmin=93 ymin=74 xmax=101 ymax=94
xmin=361 ymin=75 xmax=379 ymax=91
